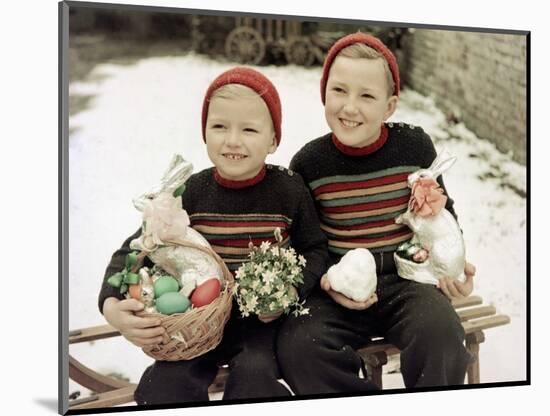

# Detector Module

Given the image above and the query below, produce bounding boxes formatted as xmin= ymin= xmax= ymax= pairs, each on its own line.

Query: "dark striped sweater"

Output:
xmin=98 ymin=165 xmax=329 ymax=312
xmin=290 ymin=122 xmax=457 ymax=264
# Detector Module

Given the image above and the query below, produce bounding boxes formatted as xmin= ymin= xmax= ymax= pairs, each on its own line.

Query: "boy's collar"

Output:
xmin=331 ymin=124 xmax=389 ymax=157
xmin=213 ymin=165 xmax=267 ymax=189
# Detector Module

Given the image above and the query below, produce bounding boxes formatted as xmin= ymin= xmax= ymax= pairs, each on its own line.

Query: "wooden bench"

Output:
xmin=68 ymin=295 xmax=510 ymax=410
xmin=359 ymin=295 xmax=511 ymax=388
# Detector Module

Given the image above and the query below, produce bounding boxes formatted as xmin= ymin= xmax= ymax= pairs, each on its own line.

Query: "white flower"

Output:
xmin=275 ymin=290 xmax=286 ymax=299
xmin=254 ymin=264 xmax=265 ymax=275
xmin=283 ymin=250 xmax=297 ymax=264
xmin=235 ymin=268 xmax=245 ymax=280
xmin=262 ymin=269 xmax=277 ymax=285
xmin=261 ymin=283 xmax=272 ymax=295
xmin=246 ymin=295 xmax=258 ymax=310
xmin=281 ymin=296 xmax=291 ymax=309
xmin=298 ymin=255 xmax=306 ymax=267
xmin=270 ymin=247 xmax=280 ymax=256
xmin=260 ymin=241 xmax=271 ymax=253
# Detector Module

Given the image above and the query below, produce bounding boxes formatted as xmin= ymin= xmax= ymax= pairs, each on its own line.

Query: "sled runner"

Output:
xmin=67 ymin=294 xmax=510 ymax=410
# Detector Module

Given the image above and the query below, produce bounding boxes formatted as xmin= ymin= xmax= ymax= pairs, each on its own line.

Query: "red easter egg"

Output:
xmin=191 ymin=278 xmax=221 ymax=307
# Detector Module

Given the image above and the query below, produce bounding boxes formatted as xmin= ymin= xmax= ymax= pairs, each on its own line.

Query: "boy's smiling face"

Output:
xmin=325 ymin=55 xmax=398 ymax=148
xmin=205 ymin=89 xmax=277 ymax=181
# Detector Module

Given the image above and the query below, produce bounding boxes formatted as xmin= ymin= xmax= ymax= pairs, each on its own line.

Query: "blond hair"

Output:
xmin=338 ymin=43 xmax=395 ymax=97
xmin=210 ymin=83 xmax=260 ymax=100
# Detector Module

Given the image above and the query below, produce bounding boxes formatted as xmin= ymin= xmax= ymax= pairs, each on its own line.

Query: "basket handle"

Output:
xmin=129 ymin=238 xmax=234 ymax=285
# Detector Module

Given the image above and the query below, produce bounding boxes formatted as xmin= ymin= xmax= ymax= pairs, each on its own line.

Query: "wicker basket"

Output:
xmin=133 ymin=240 xmax=234 ymax=361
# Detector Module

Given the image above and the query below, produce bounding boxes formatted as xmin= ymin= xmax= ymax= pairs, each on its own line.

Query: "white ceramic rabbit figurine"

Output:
xmin=394 ymin=150 xmax=466 ymax=285
xmin=130 ymin=154 xmax=223 ymax=290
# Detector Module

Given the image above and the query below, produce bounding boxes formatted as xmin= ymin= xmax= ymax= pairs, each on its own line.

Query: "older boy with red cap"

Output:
xmin=98 ymin=67 xmax=328 ymax=404
xmin=276 ymin=33 xmax=476 ymax=394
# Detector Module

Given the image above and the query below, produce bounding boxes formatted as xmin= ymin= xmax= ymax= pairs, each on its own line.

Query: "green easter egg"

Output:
xmin=155 ymin=292 xmax=191 ymax=315
xmin=396 ymin=241 xmax=412 ymax=254
xmin=154 ymin=276 xmax=180 ymax=298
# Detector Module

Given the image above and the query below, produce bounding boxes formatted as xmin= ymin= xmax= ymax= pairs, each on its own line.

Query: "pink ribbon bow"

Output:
xmin=141 ymin=192 xmax=190 ymax=249
xmin=409 ymin=177 xmax=447 ymax=217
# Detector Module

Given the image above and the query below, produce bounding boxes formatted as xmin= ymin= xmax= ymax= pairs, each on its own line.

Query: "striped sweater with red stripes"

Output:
xmin=98 ymin=165 xmax=329 ymax=312
xmin=289 ymin=122 xmax=457 ymax=264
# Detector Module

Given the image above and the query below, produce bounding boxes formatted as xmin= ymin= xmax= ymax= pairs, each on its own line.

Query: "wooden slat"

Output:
xmin=69 ymin=324 xmax=120 ymax=344
xmin=451 ymin=295 xmax=483 ymax=309
xmin=69 ymin=386 xmax=137 ymax=410
xmin=69 ymin=355 xmax=133 ymax=393
xmin=266 ymin=20 xmax=273 ymax=43
xmin=276 ymin=20 xmax=283 ymax=39
xmin=67 ymin=292 xmax=511 ymax=404
xmin=208 ymin=366 xmax=229 ymax=393
xmin=358 ymin=343 xmax=399 ymax=356
xmin=457 ymin=305 xmax=496 ymax=322
xmin=463 ymin=315 xmax=511 ymax=334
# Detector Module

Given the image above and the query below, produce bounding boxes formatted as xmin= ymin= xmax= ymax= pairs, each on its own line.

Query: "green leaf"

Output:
xmin=173 ymin=184 xmax=186 ymax=197
xmin=107 ymin=272 xmax=123 ymax=288
xmin=124 ymin=272 xmax=140 ymax=285
xmin=125 ymin=252 xmax=138 ymax=269
xmin=120 ymin=283 xmax=128 ymax=294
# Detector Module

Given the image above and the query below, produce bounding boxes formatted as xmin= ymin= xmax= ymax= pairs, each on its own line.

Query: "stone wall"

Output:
xmin=402 ymin=29 xmax=527 ymax=164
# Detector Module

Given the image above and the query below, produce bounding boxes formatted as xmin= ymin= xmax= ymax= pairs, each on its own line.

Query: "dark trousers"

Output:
xmin=134 ymin=310 xmax=291 ymax=405
xmin=276 ymin=272 xmax=470 ymax=395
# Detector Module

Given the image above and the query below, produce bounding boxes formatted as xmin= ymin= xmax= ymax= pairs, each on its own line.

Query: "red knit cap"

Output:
xmin=201 ymin=67 xmax=282 ymax=145
xmin=320 ymin=32 xmax=400 ymax=104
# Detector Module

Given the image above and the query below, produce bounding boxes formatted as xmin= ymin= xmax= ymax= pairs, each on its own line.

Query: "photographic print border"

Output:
xmin=59 ymin=1 xmax=530 ymax=414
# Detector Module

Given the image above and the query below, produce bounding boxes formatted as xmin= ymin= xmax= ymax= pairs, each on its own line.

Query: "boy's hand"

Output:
xmin=438 ymin=261 xmax=476 ymax=300
xmin=258 ymin=286 xmax=298 ymax=323
xmin=320 ymin=275 xmax=378 ymax=310
xmin=103 ymin=297 xmax=165 ymax=348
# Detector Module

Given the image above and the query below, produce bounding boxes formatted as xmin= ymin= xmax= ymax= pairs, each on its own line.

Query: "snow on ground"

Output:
xmin=67 ymin=54 xmax=527 ymax=400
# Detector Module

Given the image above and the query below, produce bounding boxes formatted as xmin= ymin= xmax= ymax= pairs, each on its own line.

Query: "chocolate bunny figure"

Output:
xmin=394 ymin=150 xmax=466 ymax=285
xmin=130 ymin=154 xmax=223 ymax=294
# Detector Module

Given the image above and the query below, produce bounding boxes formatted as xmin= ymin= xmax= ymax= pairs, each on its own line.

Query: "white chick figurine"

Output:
xmin=326 ymin=248 xmax=377 ymax=302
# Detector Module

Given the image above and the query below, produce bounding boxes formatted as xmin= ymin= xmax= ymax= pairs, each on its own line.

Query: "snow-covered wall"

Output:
xmin=403 ymin=30 xmax=527 ymax=164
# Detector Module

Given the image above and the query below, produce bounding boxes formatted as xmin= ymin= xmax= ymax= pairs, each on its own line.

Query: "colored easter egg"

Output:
xmin=191 ymin=278 xmax=221 ymax=308
xmin=155 ymin=292 xmax=191 ymax=315
xmin=154 ymin=276 xmax=180 ymax=298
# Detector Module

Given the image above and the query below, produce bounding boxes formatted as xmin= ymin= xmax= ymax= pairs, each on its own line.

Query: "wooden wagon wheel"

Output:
xmin=285 ymin=36 xmax=316 ymax=66
xmin=225 ymin=27 xmax=266 ymax=65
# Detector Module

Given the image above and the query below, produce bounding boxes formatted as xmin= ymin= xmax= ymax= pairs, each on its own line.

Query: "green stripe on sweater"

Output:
xmin=309 ymin=165 xmax=419 ymax=189
xmin=319 ymin=188 xmax=411 ymax=207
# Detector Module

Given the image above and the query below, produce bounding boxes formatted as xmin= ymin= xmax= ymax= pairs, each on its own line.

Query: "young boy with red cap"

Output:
xmin=276 ymin=33 xmax=476 ymax=394
xmin=98 ymin=67 xmax=328 ymax=404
